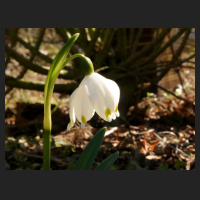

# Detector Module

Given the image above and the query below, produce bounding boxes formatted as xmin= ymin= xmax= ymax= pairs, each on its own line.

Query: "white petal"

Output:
xmin=107 ymin=115 xmax=112 ymax=122
xmin=79 ymin=73 xmax=120 ymax=121
xmin=115 ymin=111 xmax=120 ymax=117
xmin=111 ymin=113 xmax=116 ymax=120
xmin=72 ymin=85 xmax=95 ymax=126
xmin=67 ymin=88 xmax=78 ymax=130
xmin=67 ymin=121 xmax=73 ymax=131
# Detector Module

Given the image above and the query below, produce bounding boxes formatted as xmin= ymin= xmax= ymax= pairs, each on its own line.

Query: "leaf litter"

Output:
xmin=5 ymin=93 xmax=195 ymax=170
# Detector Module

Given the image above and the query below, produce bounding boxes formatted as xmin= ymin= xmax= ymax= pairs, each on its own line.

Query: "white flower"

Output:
xmin=67 ymin=72 xmax=120 ymax=130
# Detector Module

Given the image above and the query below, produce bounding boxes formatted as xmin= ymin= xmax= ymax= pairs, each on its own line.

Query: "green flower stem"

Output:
xmin=63 ymin=54 xmax=94 ymax=76
xmin=43 ymin=129 xmax=51 ymax=170
xmin=43 ymin=34 xmax=94 ymax=170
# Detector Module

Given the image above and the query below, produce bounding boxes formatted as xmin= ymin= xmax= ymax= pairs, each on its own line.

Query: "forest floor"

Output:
xmin=5 ymin=71 xmax=195 ymax=170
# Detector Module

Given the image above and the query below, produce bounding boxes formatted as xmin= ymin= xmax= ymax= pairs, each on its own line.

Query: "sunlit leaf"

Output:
xmin=73 ymin=127 xmax=106 ymax=170
xmin=54 ymin=139 xmax=67 ymax=147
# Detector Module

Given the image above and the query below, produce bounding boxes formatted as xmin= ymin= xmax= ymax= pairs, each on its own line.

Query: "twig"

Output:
xmin=173 ymin=28 xmax=191 ymax=60
xmin=154 ymin=53 xmax=195 ymax=84
xmin=87 ymin=28 xmax=94 ymax=38
xmin=5 ymin=43 xmax=75 ymax=80
xmin=5 ymin=28 xmax=19 ymax=69
xmin=5 ymin=28 xmax=46 ymax=95
xmin=5 ymin=68 xmax=27 ymax=95
xmin=139 ymin=28 xmax=189 ymax=67
xmin=130 ymin=28 xmax=143 ymax=55
xmin=153 ymin=131 xmax=192 ymax=159
xmin=118 ymin=28 xmax=171 ymax=68
xmin=85 ymin=28 xmax=101 ymax=56
xmin=55 ymin=28 xmax=79 ymax=54
xmin=117 ymin=28 xmax=127 ymax=60
xmin=176 ymin=69 xmax=187 ymax=97
xmin=5 ymin=74 xmax=78 ymax=94
xmin=128 ymin=28 xmax=135 ymax=55
xmin=167 ymin=32 xmax=175 ymax=56
xmin=94 ymin=28 xmax=115 ymax=68
xmin=95 ymin=65 xmax=128 ymax=73
xmin=78 ymin=28 xmax=88 ymax=48
xmin=148 ymin=29 xmax=191 ymax=86
xmin=114 ymin=53 xmax=195 ymax=81
xmin=66 ymin=28 xmax=78 ymax=36
xmin=181 ymin=65 xmax=195 ymax=69
xmin=15 ymin=151 xmax=68 ymax=166
xmin=5 ymin=28 xmax=53 ymax=63
xmin=171 ymin=29 xmax=192 ymax=98
xmin=144 ymin=76 xmax=193 ymax=105
xmin=141 ymin=71 xmax=193 ymax=105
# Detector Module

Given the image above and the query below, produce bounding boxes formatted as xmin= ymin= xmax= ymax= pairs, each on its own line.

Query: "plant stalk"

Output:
xmin=42 ymin=34 xmax=94 ymax=169
xmin=43 ymin=129 xmax=51 ymax=170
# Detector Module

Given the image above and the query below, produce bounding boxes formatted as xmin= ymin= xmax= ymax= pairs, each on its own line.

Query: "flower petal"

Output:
xmin=67 ymin=88 xmax=77 ymax=131
xmin=71 ymin=85 xmax=95 ymax=129
xmin=79 ymin=73 xmax=120 ymax=121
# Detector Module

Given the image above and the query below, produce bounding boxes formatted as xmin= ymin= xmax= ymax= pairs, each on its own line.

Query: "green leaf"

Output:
xmin=110 ymin=166 xmax=117 ymax=170
xmin=94 ymin=151 xmax=119 ymax=170
xmin=174 ymin=160 xmax=186 ymax=170
xmin=158 ymin=163 xmax=173 ymax=170
xmin=44 ymin=33 xmax=79 ymax=103
xmin=67 ymin=162 xmax=75 ymax=170
xmin=5 ymin=141 xmax=15 ymax=149
xmin=71 ymin=148 xmax=76 ymax=153
xmin=106 ymin=143 xmax=112 ymax=150
xmin=51 ymin=103 xmax=60 ymax=115
xmin=43 ymin=34 xmax=80 ymax=131
xmin=73 ymin=127 xmax=107 ymax=170
xmin=54 ymin=138 xmax=67 ymax=147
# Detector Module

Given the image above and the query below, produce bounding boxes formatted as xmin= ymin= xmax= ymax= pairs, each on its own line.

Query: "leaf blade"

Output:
xmin=94 ymin=151 xmax=119 ymax=170
xmin=73 ymin=127 xmax=107 ymax=170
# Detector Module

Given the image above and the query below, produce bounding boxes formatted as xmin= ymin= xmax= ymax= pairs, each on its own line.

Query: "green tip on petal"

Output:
xmin=81 ymin=115 xmax=86 ymax=124
xmin=105 ymin=108 xmax=111 ymax=119
xmin=115 ymin=106 xmax=118 ymax=113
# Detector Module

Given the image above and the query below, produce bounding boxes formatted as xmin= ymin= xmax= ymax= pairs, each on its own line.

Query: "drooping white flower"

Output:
xmin=67 ymin=72 xmax=120 ymax=130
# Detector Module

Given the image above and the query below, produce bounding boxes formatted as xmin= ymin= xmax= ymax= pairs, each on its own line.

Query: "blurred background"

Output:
xmin=5 ymin=28 xmax=195 ymax=170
